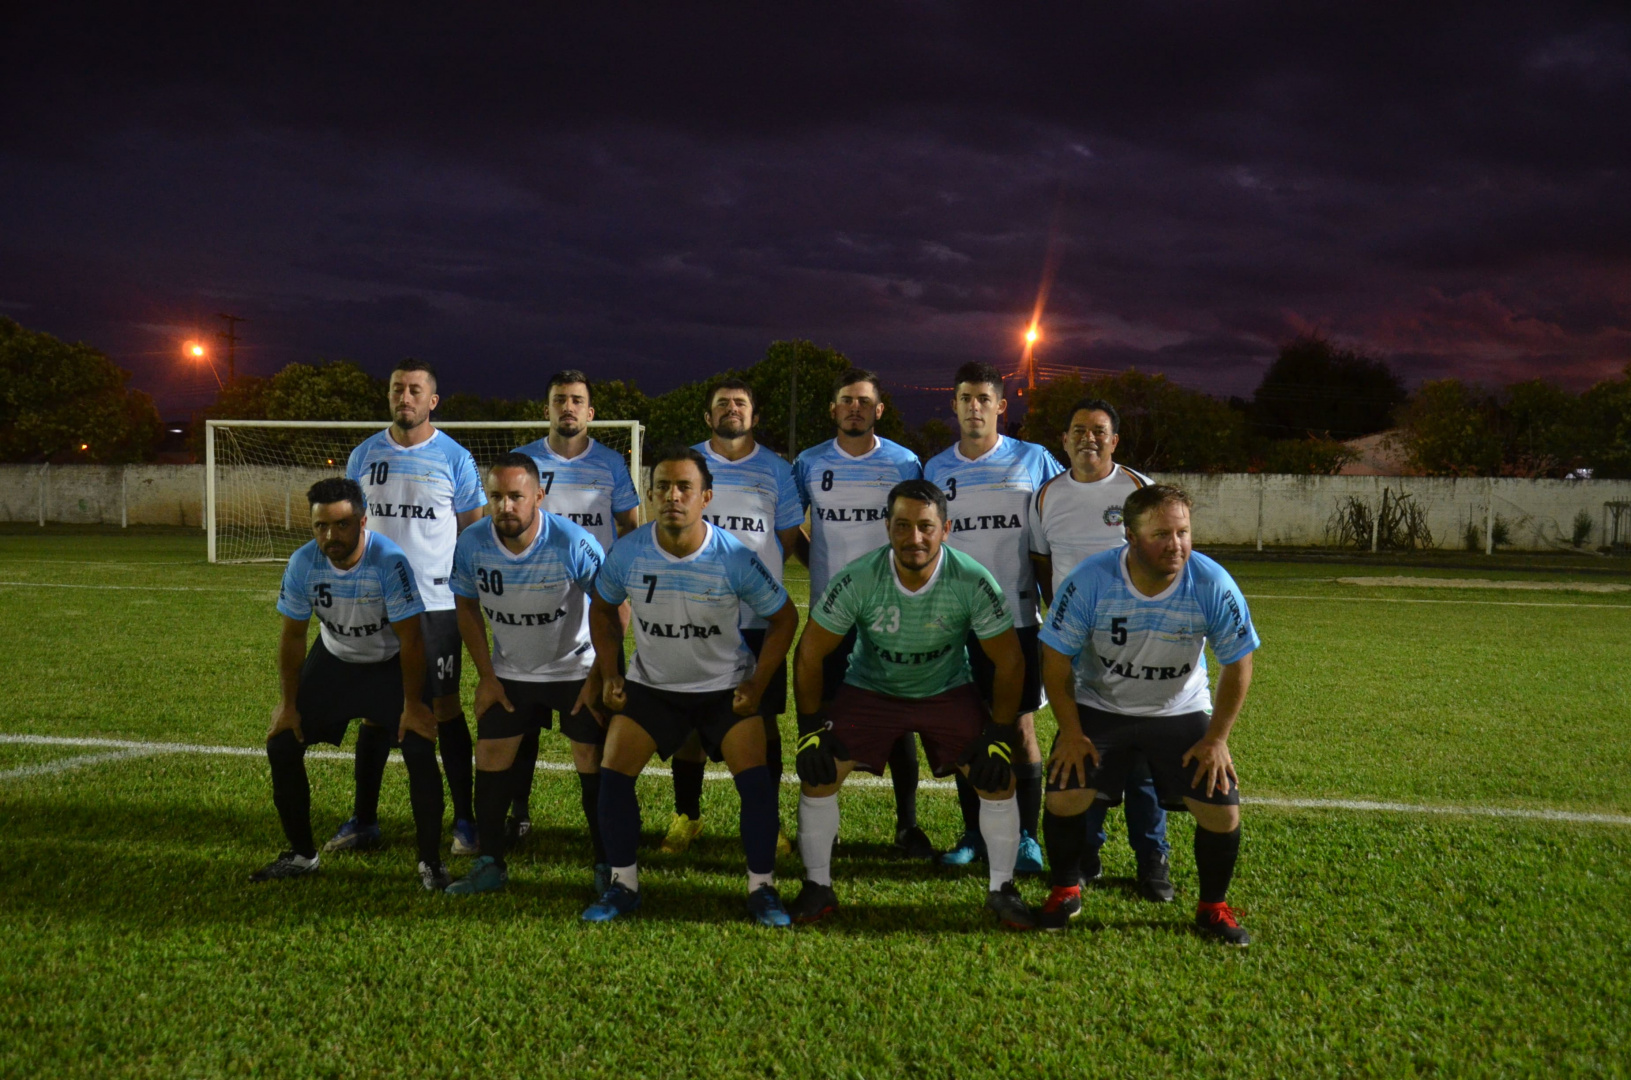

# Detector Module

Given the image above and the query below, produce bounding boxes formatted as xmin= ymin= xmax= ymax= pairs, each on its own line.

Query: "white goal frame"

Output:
xmin=205 ymin=419 xmax=644 ymax=563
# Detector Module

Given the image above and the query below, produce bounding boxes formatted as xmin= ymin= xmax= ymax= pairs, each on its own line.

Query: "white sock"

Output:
xmin=980 ymin=796 xmax=1020 ymax=891
xmin=747 ymin=870 xmax=775 ymax=893
xmin=611 ymin=863 xmax=639 ymax=891
xmin=798 ymin=793 xmax=840 ymax=887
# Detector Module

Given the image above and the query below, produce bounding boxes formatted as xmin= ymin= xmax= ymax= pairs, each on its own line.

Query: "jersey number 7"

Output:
xmin=642 ymin=574 xmax=658 ymax=602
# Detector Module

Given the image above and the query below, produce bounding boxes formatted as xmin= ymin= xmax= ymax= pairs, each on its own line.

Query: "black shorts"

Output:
xmin=966 ymin=625 xmax=1044 ymax=714
xmin=820 ymin=627 xmax=858 ymax=704
xmin=421 ymin=608 xmax=462 ymax=699
xmin=295 ymin=639 xmax=410 ymax=747
xmin=740 ymin=627 xmax=788 ymax=718
xmin=478 ymin=677 xmax=605 ymax=745
xmin=622 ymin=681 xmax=752 ymax=761
xmin=1045 ymin=704 xmax=1239 ymax=809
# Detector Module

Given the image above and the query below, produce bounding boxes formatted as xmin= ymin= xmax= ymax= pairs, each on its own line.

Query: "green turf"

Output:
xmin=2 ymin=529 xmax=1629 ymax=1077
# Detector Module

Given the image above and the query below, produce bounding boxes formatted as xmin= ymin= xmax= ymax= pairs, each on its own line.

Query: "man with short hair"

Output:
xmin=787 ymin=478 xmax=1034 ymax=929
xmin=1031 ymin=398 xmax=1171 ymax=902
xmin=254 ymin=477 xmax=449 ymax=890
xmin=923 ymin=361 xmax=1063 ymax=873
xmin=445 ymin=453 xmax=609 ymax=896
xmin=791 ymin=368 xmax=932 ymax=859
xmin=509 ymin=371 xmax=641 ymax=841
xmin=1037 ymin=484 xmax=1260 ymax=945
xmin=582 ymin=448 xmax=800 ymax=926
xmin=664 ymin=378 xmax=805 ymax=853
xmin=332 ymin=359 xmax=486 ymax=857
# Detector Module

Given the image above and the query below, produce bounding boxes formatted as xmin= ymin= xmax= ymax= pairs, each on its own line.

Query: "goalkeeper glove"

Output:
xmin=795 ymin=710 xmax=845 ymax=787
xmin=965 ymin=721 xmax=1015 ymax=792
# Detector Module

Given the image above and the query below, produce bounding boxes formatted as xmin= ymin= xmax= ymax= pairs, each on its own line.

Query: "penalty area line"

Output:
xmin=2 ymin=733 xmax=1629 ymax=826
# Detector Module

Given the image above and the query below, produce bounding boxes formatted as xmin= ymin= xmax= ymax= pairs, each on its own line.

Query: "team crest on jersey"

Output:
xmin=1103 ymin=505 xmax=1124 ymax=527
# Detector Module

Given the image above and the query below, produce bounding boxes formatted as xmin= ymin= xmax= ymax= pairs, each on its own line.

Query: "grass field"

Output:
xmin=2 ymin=526 xmax=1629 ymax=1078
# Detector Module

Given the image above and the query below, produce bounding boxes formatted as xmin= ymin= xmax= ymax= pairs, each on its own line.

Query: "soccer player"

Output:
xmin=787 ymin=478 xmax=1034 ymax=929
xmin=676 ymin=378 xmax=805 ymax=851
xmin=582 ymin=447 xmax=799 ymax=926
xmin=253 ymin=477 xmax=449 ymax=889
xmin=1036 ymin=484 xmax=1260 ymax=945
xmin=444 ymin=453 xmax=608 ymax=896
xmin=923 ymin=361 xmax=1063 ymax=873
xmin=332 ymin=359 xmax=486 ymax=856
xmin=1030 ymin=398 xmax=1171 ymax=902
xmin=791 ymin=368 xmax=932 ymax=859
xmin=510 ymin=370 xmax=640 ymax=841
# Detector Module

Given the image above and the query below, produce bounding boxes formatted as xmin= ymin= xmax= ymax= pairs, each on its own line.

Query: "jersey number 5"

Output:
xmin=642 ymin=574 xmax=658 ymax=603
xmin=1109 ymin=617 xmax=1127 ymax=645
xmin=367 ymin=462 xmax=389 ymax=485
xmin=314 ymin=582 xmax=333 ymax=608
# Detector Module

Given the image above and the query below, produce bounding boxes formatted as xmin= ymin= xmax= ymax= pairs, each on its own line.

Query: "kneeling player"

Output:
xmin=445 ymin=454 xmax=609 ymax=896
xmin=788 ymin=478 xmax=1034 ymax=930
xmin=1037 ymin=484 xmax=1259 ymax=944
xmin=253 ymin=478 xmax=449 ymax=889
xmin=582 ymin=447 xmax=799 ymax=926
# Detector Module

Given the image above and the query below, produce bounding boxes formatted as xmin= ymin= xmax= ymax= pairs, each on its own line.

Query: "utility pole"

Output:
xmin=216 ymin=313 xmax=246 ymax=381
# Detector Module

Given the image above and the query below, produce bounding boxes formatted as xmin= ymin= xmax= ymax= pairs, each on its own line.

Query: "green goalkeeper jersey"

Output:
xmin=812 ymin=543 xmax=1013 ymax=700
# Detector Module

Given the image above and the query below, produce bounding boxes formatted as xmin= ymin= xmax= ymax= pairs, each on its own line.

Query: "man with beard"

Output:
xmin=790 ymin=369 xmax=932 ymax=859
xmin=328 ymin=360 xmax=486 ymax=858
xmin=445 ymin=454 xmax=608 ymax=895
xmin=509 ymin=371 xmax=641 ymax=842
xmin=255 ymin=477 xmax=449 ymax=890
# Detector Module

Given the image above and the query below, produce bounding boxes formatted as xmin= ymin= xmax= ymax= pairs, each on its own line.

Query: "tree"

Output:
xmin=1018 ymin=370 xmax=1249 ymax=472
xmin=902 ymin=417 xmax=956 ymax=462
xmin=1396 ymin=379 xmax=1503 ymax=476
xmin=0 ymin=317 xmax=160 ymax=462
xmin=1251 ymin=336 xmax=1406 ymax=440
xmin=1255 ymin=436 xmax=1357 ymax=475
xmin=1580 ymin=365 xmax=1631 ymax=478
xmin=1500 ymin=379 xmax=1583 ymax=477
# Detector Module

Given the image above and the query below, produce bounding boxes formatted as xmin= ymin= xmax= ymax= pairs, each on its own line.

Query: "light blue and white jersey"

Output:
xmin=793 ymin=436 xmax=922 ymax=597
xmin=277 ymin=530 xmax=426 ymax=664
xmin=346 ymin=428 xmax=486 ymax=612
xmin=692 ymin=440 xmax=804 ymax=629
xmin=924 ymin=435 xmax=1064 ymax=628
xmin=451 ymin=514 xmax=604 ymax=682
xmin=1039 ymin=548 xmax=1260 ymax=716
xmin=1032 ymin=463 xmax=1154 ymax=594
xmin=511 ymin=437 xmax=640 ymax=553
xmin=594 ymin=522 xmax=789 ymax=693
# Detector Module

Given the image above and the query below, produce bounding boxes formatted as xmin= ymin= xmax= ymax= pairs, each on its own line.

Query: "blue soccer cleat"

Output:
xmin=445 ymin=855 xmax=507 ymax=896
xmin=582 ymin=882 xmax=642 ymax=922
xmin=592 ymin=863 xmax=613 ymax=896
xmin=1014 ymin=829 xmax=1044 ymax=875
xmin=451 ymin=818 xmax=479 ymax=856
xmin=323 ymin=817 xmax=381 ymax=853
xmin=940 ymin=829 xmax=986 ymax=867
xmin=746 ymin=884 xmax=792 ymax=928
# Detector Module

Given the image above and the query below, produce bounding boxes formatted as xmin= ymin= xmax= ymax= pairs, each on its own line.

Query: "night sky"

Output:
xmin=4 ymin=3 xmax=1629 ymax=418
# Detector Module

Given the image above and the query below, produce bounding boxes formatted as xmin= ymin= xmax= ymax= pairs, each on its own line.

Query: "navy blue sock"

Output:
xmin=598 ymin=769 xmax=641 ymax=871
xmin=1014 ymin=761 xmax=1043 ymax=837
xmin=352 ymin=722 xmax=391 ymax=826
xmin=732 ymin=765 xmax=778 ymax=876
xmin=266 ymin=730 xmax=315 ymax=858
xmin=398 ymin=731 xmax=445 ymax=867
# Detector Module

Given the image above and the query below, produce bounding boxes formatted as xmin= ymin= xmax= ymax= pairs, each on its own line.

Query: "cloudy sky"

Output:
xmin=4 ymin=2 xmax=1629 ymax=416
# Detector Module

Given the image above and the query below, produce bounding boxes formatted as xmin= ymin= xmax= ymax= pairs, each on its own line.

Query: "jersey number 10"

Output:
xmin=367 ymin=462 xmax=390 ymax=485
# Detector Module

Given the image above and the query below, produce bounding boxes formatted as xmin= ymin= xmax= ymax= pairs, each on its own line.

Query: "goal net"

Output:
xmin=206 ymin=420 xmax=644 ymax=563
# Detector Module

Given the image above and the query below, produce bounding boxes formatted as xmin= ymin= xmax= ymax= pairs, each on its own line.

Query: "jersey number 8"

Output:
xmin=820 ymin=469 xmax=834 ymax=491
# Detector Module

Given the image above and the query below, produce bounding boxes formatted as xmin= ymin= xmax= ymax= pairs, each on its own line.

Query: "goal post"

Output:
xmin=205 ymin=419 xmax=644 ymax=564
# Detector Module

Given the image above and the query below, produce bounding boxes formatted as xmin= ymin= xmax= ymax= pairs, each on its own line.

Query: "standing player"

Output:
xmin=1030 ymin=398 xmax=1171 ymax=902
xmin=253 ymin=478 xmax=449 ymax=890
xmin=791 ymin=368 xmax=932 ymax=859
xmin=675 ymin=378 xmax=805 ymax=851
xmin=510 ymin=370 xmax=641 ymax=841
xmin=1037 ymin=484 xmax=1259 ymax=945
xmin=331 ymin=359 xmax=486 ymax=857
xmin=787 ymin=479 xmax=1033 ymax=929
xmin=445 ymin=453 xmax=608 ymax=896
xmin=923 ymin=362 xmax=1062 ymax=872
xmin=582 ymin=448 xmax=799 ymax=926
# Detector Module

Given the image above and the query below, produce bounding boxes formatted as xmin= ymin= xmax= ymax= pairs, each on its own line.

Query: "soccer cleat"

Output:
xmin=451 ymin=818 xmax=479 ymax=856
xmin=746 ymin=884 xmax=793 ymax=928
xmin=322 ymin=817 xmax=381 ymax=853
xmin=1137 ymin=852 xmax=1175 ymax=903
xmin=445 ymin=855 xmax=507 ymax=896
xmin=582 ymin=882 xmax=642 ymax=922
xmin=592 ymin=862 xmax=612 ymax=896
xmin=1080 ymin=851 xmax=1104 ymax=886
xmin=659 ymin=812 xmax=704 ymax=854
xmin=985 ymin=880 xmax=1035 ymax=930
xmin=1014 ymin=830 xmax=1045 ymax=875
xmin=1034 ymin=885 xmax=1082 ymax=932
xmin=1195 ymin=901 xmax=1251 ymax=946
xmin=249 ymin=851 xmax=319 ymax=883
xmin=505 ymin=815 xmax=532 ymax=846
xmin=787 ymin=880 xmax=839 ymax=924
xmin=892 ymin=825 xmax=937 ymax=861
xmin=418 ymin=860 xmax=453 ymax=892
xmin=939 ymin=829 xmax=986 ymax=867
xmin=776 ymin=828 xmax=795 ymax=856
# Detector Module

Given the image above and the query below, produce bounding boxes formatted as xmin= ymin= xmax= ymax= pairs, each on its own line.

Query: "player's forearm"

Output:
xmin=615 ymin=509 xmax=639 ymax=537
xmin=792 ymin=644 xmax=825 ymax=715
xmin=790 ymin=527 xmax=811 ymax=567
xmin=1041 ymin=649 xmax=1082 ymax=736
xmin=1031 ymin=555 xmax=1054 ymax=607
xmin=277 ymin=626 xmax=307 ymax=705
xmin=394 ymin=620 xmax=427 ymax=702
xmin=588 ymin=603 xmax=623 ymax=681
xmin=455 ymin=602 xmax=497 ymax=681
xmin=1206 ymin=657 xmax=1253 ymax=742
xmin=990 ymin=670 xmax=1024 ymax=728
xmin=748 ymin=605 xmax=797 ymax=693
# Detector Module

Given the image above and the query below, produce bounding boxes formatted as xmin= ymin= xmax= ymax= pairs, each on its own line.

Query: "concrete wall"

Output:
xmin=6 ymin=464 xmax=1631 ymax=554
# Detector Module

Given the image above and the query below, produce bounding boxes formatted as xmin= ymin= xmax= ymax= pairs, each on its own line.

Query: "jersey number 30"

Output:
xmin=477 ymin=568 xmax=504 ymax=596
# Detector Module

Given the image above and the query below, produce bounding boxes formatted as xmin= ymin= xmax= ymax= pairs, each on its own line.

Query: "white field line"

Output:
xmin=3 ymin=733 xmax=1629 ymax=826
xmin=0 ymin=581 xmax=270 ymax=593
xmin=1245 ymin=592 xmax=1631 ymax=610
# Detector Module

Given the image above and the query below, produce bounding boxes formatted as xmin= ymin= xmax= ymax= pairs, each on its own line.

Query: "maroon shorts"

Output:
xmin=828 ymin=682 xmax=990 ymax=777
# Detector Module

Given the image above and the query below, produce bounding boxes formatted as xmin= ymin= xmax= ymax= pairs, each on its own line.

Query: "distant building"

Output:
xmin=1338 ymin=429 xmax=1418 ymax=476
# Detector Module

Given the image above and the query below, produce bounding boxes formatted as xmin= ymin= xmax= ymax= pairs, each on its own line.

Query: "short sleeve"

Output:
xmin=449 ymin=533 xmax=478 ymax=599
xmin=898 ymin=452 xmax=923 ymax=483
xmin=452 ymin=447 xmax=487 ymax=514
xmin=343 ymin=442 xmax=366 ymax=486
xmin=967 ymin=564 xmax=1015 ymax=640
xmin=733 ymin=550 xmax=790 ymax=619
xmin=276 ymin=553 xmax=312 ymax=620
xmin=594 ymin=540 xmax=631 ymax=605
xmin=1201 ymin=567 xmax=1261 ymax=666
xmin=773 ymin=462 xmax=804 ymax=531
xmin=571 ymin=530 xmax=606 ymax=592
xmin=1038 ymin=573 xmax=1094 ymax=657
xmin=792 ymin=457 xmax=812 ymax=509
xmin=381 ymin=552 xmax=426 ymax=622
xmin=1029 ymin=445 xmax=1065 ymax=488
xmin=809 ymin=569 xmax=860 ymax=635
xmin=609 ymin=453 xmax=640 ymax=515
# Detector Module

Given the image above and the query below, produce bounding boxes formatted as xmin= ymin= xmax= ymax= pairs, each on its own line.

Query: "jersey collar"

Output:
xmin=953 ymin=435 xmax=1006 ymax=464
xmin=702 ymin=441 xmax=761 ymax=467
xmin=833 ymin=435 xmax=881 ymax=460
xmin=891 ymin=546 xmax=946 ymax=597
xmin=327 ymin=530 xmax=372 ymax=575
xmin=540 ymin=438 xmax=597 ymax=464
xmin=1118 ymin=547 xmax=1184 ymax=603
xmin=1070 ymin=463 xmax=1124 ymax=487
xmin=490 ymin=515 xmax=545 ymax=562
xmin=385 ymin=427 xmax=442 ymax=452
xmin=655 ymin=520 xmax=715 ymax=564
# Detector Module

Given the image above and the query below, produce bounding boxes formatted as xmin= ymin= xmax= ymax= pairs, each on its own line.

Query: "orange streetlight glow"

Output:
xmin=1025 ymin=326 xmax=1039 ymax=344
xmin=187 ymin=341 xmax=206 ymax=358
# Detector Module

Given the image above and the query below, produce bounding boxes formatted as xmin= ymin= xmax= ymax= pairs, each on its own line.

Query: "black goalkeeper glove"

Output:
xmin=795 ymin=711 xmax=845 ymax=787
xmin=965 ymin=721 xmax=1015 ymax=792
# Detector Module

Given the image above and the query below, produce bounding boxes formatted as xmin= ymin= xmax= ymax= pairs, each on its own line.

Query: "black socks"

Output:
xmin=474 ymin=766 xmax=512 ymax=868
xmin=438 ymin=714 xmax=475 ymax=822
xmin=511 ymin=727 xmax=540 ymax=819
xmin=672 ymin=757 xmax=705 ymax=820
xmin=577 ymin=770 xmax=606 ymax=863
xmin=398 ymin=731 xmax=446 ymax=866
xmin=887 ymin=733 xmax=920 ymax=830
xmin=1013 ymin=761 xmax=1043 ymax=837
xmin=1043 ymin=809 xmax=1087 ymax=888
xmin=352 ymin=722 xmax=391 ymax=826
xmin=1194 ymin=825 xmax=1241 ymax=904
xmin=267 ymin=729 xmax=316 ymax=858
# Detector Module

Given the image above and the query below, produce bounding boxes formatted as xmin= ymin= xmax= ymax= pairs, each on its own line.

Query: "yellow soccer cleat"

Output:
xmin=776 ymin=828 xmax=794 ymax=856
xmin=659 ymin=812 xmax=704 ymax=854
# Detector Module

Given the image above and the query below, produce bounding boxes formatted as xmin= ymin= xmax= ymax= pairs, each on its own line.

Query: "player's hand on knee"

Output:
xmin=966 ymin=721 xmax=1016 ymax=792
xmin=573 ymin=677 xmax=607 ymax=727
xmin=1046 ymin=732 xmax=1099 ymax=789
xmin=399 ymin=700 xmax=438 ymax=743
xmin=732 ymin=679 xmax=763 ymax=718
xmin=601 ymin=674 xmax=627 ymax=714
xmin=1181 ymin=736 xmax=1236 ymax=798
xmin=474 ymin=674 xmax=513 ymax=719
xmin=267 ymin=702 xmax=304 ymax=743
xmin=794 ymin=711 xmax=840 ymax=786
